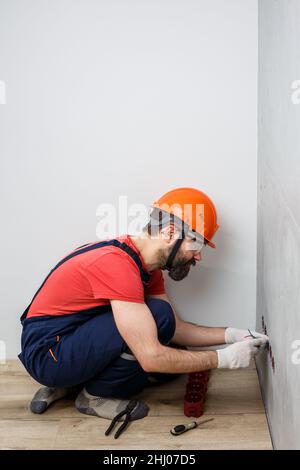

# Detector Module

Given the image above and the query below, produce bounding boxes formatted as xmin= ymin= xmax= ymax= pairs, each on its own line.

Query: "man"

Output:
xmin=18 ymin=187 xmax=268 ymax=422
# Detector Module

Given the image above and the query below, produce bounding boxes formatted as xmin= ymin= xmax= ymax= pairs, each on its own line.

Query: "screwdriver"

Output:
xmin=170 ymin=418 xmax=214 ymax=436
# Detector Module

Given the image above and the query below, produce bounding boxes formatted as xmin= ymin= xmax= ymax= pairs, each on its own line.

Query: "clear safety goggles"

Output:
xmin=185 ymin=230 xmax=207 ymax=252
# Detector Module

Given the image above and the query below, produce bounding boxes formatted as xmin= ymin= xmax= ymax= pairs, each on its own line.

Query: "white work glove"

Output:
xmin=217 ymin=338 xmax=264 ymax=369
xmin=225 ymin=327 xmax=269 ymax=348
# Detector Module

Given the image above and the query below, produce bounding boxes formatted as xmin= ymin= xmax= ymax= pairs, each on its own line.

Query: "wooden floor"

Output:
xmin=0 ymin=360 xmax=272 ymax=450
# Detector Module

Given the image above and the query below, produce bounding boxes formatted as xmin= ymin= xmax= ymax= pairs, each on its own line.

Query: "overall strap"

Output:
xmin=20 ymin=239 xmax=150 ymax=322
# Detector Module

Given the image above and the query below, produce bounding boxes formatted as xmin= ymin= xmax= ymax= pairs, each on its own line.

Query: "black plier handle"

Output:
xmin=105 ymin=400 xmax=137 ymax=439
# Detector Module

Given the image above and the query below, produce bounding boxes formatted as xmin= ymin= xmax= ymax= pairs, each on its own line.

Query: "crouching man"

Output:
xmin=18 ymin=187 xmax=268 ymax=421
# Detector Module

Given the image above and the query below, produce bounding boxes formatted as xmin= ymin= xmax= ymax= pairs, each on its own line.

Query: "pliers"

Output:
xmin=105 ymin=400 xmax=137 ymax=439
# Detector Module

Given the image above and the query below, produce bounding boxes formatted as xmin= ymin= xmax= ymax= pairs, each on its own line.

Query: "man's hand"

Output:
xmin=225 ymin=327 xmax=269 ymax=348
xmin=217 ymin=338 xmax=264 ymax=369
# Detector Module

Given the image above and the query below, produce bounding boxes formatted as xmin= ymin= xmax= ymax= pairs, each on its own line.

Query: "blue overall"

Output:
xmin=18 ymin=240 xmax=176 ymax=398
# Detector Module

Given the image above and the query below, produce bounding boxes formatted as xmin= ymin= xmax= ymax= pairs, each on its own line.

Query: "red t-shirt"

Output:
xmin=27 ymin=235 xmax=165 ymax=318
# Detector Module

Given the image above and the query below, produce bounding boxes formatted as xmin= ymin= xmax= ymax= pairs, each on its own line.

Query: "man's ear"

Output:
xmin=160 ymin=224 xmax=177 ymax=243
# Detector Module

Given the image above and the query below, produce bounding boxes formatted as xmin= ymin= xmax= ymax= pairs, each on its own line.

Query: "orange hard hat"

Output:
xmin=152 ymin=187 xmax=219 ymax=248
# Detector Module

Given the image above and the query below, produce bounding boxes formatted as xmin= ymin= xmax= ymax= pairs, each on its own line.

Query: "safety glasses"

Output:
xmin=185 ymin=230 xmax=207 ymax=252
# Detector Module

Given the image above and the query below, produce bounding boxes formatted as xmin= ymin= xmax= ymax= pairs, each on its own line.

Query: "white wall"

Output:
xmin=257 ymin=0 xmax=300 ymax=450
xmin=0 ymin=0 xmax=258 ymax=359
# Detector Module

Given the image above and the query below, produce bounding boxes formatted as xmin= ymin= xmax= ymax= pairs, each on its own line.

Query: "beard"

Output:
xmin=168 ymin=256 xmax=196 ymax=281
xmin=159 ymin=246 xmax=196 ymax=281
